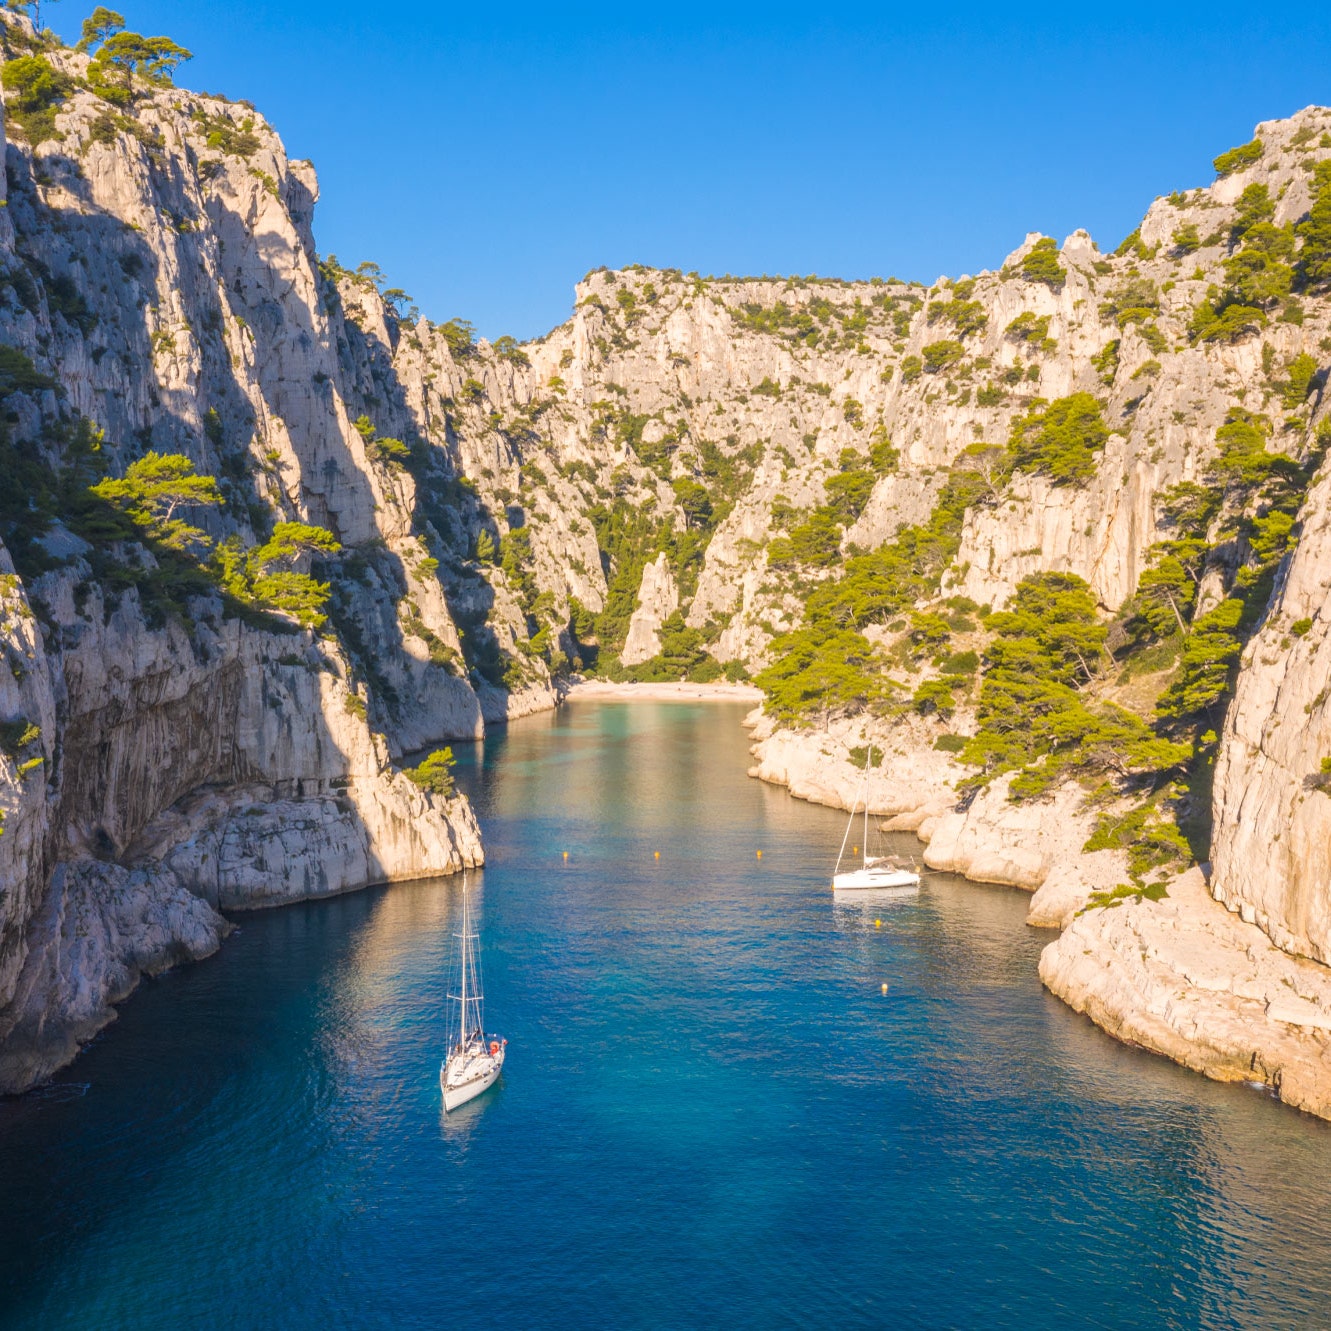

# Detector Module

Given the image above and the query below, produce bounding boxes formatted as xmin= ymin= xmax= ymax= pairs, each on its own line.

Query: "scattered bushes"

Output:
xmin=1212 ymin=138 xmax=1263 ymax=178
xmin=1 ymin=55 xmax=74 ymax=144
xmin=1005 ymin=312 xmax=1055 ymax=351
xmin=922 ymin=339 xmax=964 ymax=373
xmin=928 ymin=298 xmax=987 ymax=338
xmin=1173 ymin=223 xmax=1201 ymax=255
xmin=0 ymin=346 xmax=56 ymax=397
xmin=1297 ymin=161 xmax=1331 ymax=289
xmin=1020 ymin=238 xmax=1065 ymax=288
xmin=440 ymin=318 xmax=476 ymax=357
xmin=192 ymin=108 xmax=260 ymax=158
xmin=1099 ymin=277 xmax=1159 ymax=328
xmin=404 ymin=748 xmax=456 ymax=798
xmin=1190 ymin=205 xmax=1296 ymax=342
xmin=1007 ymin=393 xmax=1109 ymax=486
xmin=1091 ymin=340 xmax=1120 ymax=385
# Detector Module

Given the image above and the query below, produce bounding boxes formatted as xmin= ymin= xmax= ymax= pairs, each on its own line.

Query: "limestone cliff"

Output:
xmin=1209 ymin=456 xmax=1331 ymax=962
xmin=4 ymin=4 xmax=1331 ymax=1113
xmin=0 ymin=16 xmax=488 ymax=1091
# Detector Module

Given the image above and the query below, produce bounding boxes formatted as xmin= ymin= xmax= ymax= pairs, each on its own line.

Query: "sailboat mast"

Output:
xmin=863 ymin=746 xmax=871 ymax=867
xmin=458 ymin=886 xmax=468 ymax=1048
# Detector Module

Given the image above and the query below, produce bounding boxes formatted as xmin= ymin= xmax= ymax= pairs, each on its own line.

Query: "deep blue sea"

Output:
xmin=3 ymin=701 xmax=1331 ymax=1329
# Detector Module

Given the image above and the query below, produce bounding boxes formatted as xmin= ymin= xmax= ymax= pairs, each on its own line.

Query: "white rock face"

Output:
xmin=0 ymin=556 xmax=485 ymax=1089
xmin=0 ymin=19 xmax=496 ymax=1090
xmin=150 ymin=783 xmax=482 ymax=909
xmin=1211 ymin=458 xmax=1331 ymax=962
xmin=621 ymin=554 xmax=680 ymax=665
xmin=922 ymin=776 xmax=1127 ymax=918
xmin=745 ymin=710 xmax=957 ymax=818
xmin=1041 ymin=868 xmax=1331 ymax=1119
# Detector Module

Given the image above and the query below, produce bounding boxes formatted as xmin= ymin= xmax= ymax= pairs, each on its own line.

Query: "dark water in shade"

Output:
xmin=3 ymin=702 xmax=1331 ymax=1330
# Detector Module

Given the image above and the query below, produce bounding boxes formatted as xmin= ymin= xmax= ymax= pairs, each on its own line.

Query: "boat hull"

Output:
xmin=832 ymin=867 xmax=920 ymax=891
xmin=441 ymin=1046 xmax=505 ymax=1112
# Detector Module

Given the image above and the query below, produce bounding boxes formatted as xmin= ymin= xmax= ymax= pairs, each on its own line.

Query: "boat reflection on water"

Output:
xmin=438 ymin=1077 xmax=504 ymax=1141
xmin=832 ymin=880 xmax=922 ymax=907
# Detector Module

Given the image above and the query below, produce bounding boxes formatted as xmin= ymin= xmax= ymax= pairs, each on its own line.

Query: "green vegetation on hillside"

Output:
xmin=1 ymin=52 xmax=73 ymax=142
xmin=1005 ymin=312 xmax=1056 ymax=352
xmin=959 ymin=573 xmax=1190 ymax=799
xmin=1188 ymin=181 xmax=1306 ymax=341
xmin=928 ymin=298 xmax=987 ymax=338
xmin=216 ymin=521 xmax=341 ymax=628
xmin=86 ymin=15 xmax=192 ymax=104
xmin=1132 ymin=409 xmax=1327 ymax=727
xmin=1019 ymin=238 xmax=1066 ymax=288
xmin=1007 ymin=393 xmax=1110 ymax=485
xmin=404 ymin=747 xmax=456 ymax=798
xmin=756 ymin=457 xmax=992 ymax=719
xmin=0 ymin=354 xmax=340 ymax=632
xmin=1297 ymin=160 xmax=1331 ymax=289
xmin=1212 ymin=138 xmax=1263 ymax=178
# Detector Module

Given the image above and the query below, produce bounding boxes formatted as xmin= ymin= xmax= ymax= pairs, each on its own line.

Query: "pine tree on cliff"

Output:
xmin=75 ymin=5 xmax=122 ymax=51
xmin=78 ymin=9 xmax=192 ymax=102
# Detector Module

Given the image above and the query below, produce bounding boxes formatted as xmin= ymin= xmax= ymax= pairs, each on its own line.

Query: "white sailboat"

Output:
xmin=440 ymin=881 xmax=506 ymax=1112
xmin=832 ymin=746 xmax=921 ymax=892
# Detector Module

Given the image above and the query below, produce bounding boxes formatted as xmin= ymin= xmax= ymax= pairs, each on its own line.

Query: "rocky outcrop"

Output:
xmin=921 ymin=776 xmax=1129 ymax=925
xmin=745 ymin=714 xmax=1127 ymax=927
xmin=149 ymin=783 xmax=481 ymax=910
xmin=621 ymin=553 xmax=679 ymax=665
xmin=0 ymin=546 xmax=484 ymax=1090
xmin=0 ymin=860 xmax=230 ymax=1093
xmin=745 ymin=709 xmax=957 ymax=818
xmin=1041 ymin=868 xmax=1331 ymax=1118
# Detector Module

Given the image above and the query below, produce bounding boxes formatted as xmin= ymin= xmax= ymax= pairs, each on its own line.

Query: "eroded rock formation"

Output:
xmin=3 ymin=5 xmax=1331 ymax=1111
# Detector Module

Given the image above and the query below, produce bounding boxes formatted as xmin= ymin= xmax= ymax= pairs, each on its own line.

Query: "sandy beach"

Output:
xmin=562 ymin=679 xmax=764 ymax=703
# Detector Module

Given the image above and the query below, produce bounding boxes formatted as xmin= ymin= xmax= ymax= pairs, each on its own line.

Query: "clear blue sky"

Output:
xmin=51 ymin=2 xmax=1331 ymax=340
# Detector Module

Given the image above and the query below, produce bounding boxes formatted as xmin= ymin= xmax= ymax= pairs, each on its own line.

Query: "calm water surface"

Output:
xmin=2 ymin=702 xmax=1330 ymax=1329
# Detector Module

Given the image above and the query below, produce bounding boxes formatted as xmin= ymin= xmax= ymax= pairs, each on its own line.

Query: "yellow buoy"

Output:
xmin=874 ymin=919 xmax=881 ymax=928
xmin=852 ymin=846 xmax=858 ymax=856
xmin=881 ymin=983 xmax=888 ymax=995
xmin=562 ymin=851 xmax=569 ymax=861
xmin=654 ymin=851 xmax=660 ymax=860
xmin=756 ymin=850 xmax=762 ymax=859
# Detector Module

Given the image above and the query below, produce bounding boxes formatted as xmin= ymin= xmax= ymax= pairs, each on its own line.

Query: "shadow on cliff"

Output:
xmin=299 ymin=254 xmax=522 ymax=731
xmin=0 ymin=143 xmax=442 ymax=883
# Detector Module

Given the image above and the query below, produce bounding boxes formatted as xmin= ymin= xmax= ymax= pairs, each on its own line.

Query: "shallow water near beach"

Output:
xmin=3 ymin=701 xmax=1331 ymax=1329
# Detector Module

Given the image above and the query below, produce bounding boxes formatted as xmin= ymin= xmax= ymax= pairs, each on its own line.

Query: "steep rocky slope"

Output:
xmin=0 ymin=15 xmax=496 ymax=1090
xmin=415 ymin=104 xmax=1331 ymax=1113
xmin=4 ymin=7 xmax=1331 ymax=1109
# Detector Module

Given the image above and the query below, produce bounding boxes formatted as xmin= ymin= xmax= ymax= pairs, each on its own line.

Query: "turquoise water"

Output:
xmin=3 ymin=701 xmax=1331 ymax=1329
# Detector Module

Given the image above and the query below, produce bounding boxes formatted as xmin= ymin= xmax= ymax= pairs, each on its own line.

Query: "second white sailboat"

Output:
xmin=832 ymin=746 xmax=921 ymax=892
